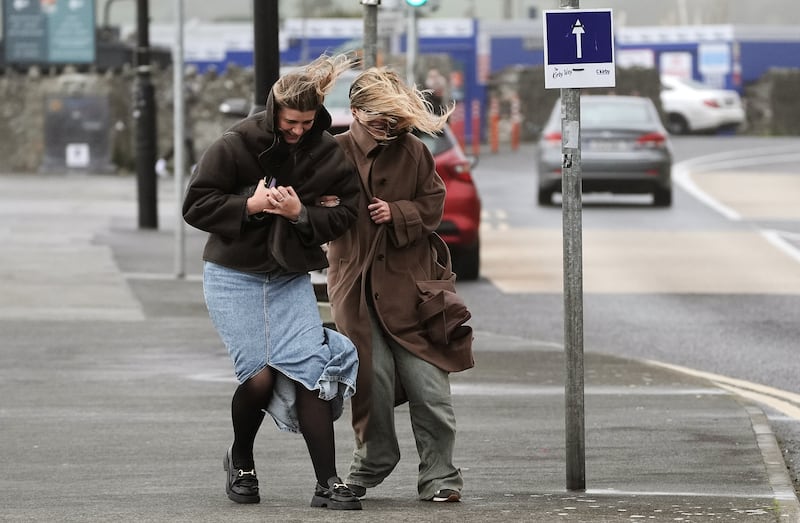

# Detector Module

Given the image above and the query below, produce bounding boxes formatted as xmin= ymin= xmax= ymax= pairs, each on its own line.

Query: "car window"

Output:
xmin=413 ymin=129 xmax=452 ymax=156
xmin=581 ymin=101 xmax=654 ymax=128
xmin=325 ymin=76 xmax=353 ymax=110
xmin=663 ymin=76 xmax=712 ymax=91
xmin=543 ymin=97 xmax=660 ymax=133
xmin=674 ymin=77 xmax=713 ymax=90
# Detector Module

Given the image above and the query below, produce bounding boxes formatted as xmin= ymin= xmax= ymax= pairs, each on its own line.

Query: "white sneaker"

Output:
xmin=155 ymin=158 xmax=170 ymax=177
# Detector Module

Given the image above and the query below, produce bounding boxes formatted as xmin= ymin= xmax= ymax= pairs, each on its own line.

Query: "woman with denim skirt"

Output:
xmin=183 ymin=54 xmax=363 ymax=510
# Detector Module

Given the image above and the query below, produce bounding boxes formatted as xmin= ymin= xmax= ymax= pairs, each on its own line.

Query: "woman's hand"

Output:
xmin=246 ymin=177 xmax=276 ymax=216
xmin=317 ymin=195 xmax=341 ymax=208
xmin=263 ymin=185 xmax=302 ymax=221
xmin=368 ymin=197 xmax=392 ymax=224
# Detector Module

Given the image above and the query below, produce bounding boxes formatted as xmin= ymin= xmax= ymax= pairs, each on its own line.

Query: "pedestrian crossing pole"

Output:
xmin=560 ymin=0 xmax=586 ymax=492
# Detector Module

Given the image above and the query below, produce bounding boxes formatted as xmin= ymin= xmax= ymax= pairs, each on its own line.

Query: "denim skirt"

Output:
xmin=203 ymin=262 xmax=358 ymax=433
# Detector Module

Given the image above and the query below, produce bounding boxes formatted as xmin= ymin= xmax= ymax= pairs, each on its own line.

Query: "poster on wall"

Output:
xmin=3 ymin=0 xmax=96 ymax=65
xmin=659 ymin=51 xmax=693 ymax=78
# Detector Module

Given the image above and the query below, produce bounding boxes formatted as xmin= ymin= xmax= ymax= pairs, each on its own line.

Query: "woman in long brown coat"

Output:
xmin=326 ymin=68 xmax=473 ymax=503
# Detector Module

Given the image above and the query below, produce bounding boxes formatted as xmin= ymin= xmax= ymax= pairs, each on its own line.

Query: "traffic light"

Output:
xmin=405 ymin=0 xmax=428 ymax=6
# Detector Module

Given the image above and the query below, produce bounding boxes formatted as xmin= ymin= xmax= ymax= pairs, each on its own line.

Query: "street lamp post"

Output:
xmin=252 ymin=0 xmax=280 ymax=114
xmin=134 ymin=0 xmax=158 ymax=229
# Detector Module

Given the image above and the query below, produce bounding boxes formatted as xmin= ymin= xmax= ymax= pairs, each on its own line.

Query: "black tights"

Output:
xmin=230 ymin=367 xmax=338 ymax=485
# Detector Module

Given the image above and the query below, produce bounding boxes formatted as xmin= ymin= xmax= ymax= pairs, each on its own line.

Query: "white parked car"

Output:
xmin=660 ymin=75 xmax=745 ymax=135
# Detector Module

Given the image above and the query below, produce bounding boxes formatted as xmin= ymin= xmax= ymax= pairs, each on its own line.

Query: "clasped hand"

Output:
xmin=368 ymin=197 xmax=392 ymax=224
xmin=252 ymin=178 xmax=301 ymax=221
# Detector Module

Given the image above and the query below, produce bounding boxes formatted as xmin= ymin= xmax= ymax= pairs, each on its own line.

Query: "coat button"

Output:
xmin=379 ymin=178 xmax=387 ymax=185
xmin=377 ymin=254 xmax=385 ymax=261
xmin=373 ymin=292 xmax=380 ymax=300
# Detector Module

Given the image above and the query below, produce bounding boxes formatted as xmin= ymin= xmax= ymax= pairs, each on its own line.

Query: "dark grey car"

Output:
xmin=535 ymin=95 xmax=673 ymax=207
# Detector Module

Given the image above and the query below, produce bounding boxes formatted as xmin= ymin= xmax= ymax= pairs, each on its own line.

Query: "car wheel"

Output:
xmin=666 ymin=114 xmax=689 ymax=135
xmin=653 ymin=188 xmax=672 ymax=207
xmin=451 ymin=241 xmax=480 ymax=281
xmin=537 ymin=188 xmax=553 ymax=206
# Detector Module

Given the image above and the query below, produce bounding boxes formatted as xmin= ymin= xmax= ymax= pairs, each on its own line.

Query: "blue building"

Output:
xmin=141 ymin=18 xmax=800 ymax=144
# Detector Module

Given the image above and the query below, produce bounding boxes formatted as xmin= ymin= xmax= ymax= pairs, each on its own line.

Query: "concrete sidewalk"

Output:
xmin=0 ymin=173 xmax=798 ymax=522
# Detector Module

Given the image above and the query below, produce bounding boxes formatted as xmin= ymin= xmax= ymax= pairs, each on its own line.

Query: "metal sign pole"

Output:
xmin=560 ymin=0 xmax=586 ymax=492
xmin=405 ymin=5 xmax=417 ymax=85
xmin=173 ymin=0 xmax=186 ymax=279
xmin=361 ymin=0 xmax=380 ymax=69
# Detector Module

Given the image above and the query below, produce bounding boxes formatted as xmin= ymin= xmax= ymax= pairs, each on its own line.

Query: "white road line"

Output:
xmin=672 ymin=162 xmax=741 ymax=220
xmin=673 ymin=147 xmax=800 ymax=265
xmin=677 ymin=146 xmax=800 ymax=172
xmin=480 ymin=209 xmax=510 ymax=231
xmin=673 ymin=148 xmax=800 ymax=222
xmin=762 ymin=229 xmax=800 ymax=264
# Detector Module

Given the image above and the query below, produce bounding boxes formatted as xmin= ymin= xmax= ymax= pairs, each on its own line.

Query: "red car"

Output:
xmin=411 ymin=126 xmax=481 ymax=280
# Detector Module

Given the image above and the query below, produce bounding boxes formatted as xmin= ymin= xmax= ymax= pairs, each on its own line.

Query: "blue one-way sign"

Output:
xmin=543 ymin=8 xmax=616 ymax=89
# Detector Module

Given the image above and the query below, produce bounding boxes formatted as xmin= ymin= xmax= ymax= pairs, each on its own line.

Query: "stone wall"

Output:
xmin=745 ymin=68 xmax=800 ymax=136
xmin=0 ymin=63 xmax=797 ymax=174
xmin=0 ymin=64 xmax=256 ymax=174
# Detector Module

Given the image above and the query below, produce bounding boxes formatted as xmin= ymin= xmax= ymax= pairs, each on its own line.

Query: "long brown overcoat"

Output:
xmin=327 ymin=121 xmax=473 ymax=442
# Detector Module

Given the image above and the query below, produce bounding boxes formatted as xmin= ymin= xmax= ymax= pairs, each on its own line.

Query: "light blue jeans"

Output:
xmin=347 ymin=306 xmax=463 ymax=500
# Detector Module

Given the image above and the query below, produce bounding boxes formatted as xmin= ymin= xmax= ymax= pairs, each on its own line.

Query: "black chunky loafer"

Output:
xmin=223 ymin=447 xmax=260 ymax=504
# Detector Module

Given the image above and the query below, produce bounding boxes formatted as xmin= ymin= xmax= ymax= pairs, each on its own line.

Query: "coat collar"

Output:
xmin=348 ymin=118 xmax=384 ymax=159
xmin=346 ymin=120 xmax=388 ymax=199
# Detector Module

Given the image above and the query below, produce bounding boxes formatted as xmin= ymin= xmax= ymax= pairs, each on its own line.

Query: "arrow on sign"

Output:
xmin=572 ymin=19 xmax=585 ymax=59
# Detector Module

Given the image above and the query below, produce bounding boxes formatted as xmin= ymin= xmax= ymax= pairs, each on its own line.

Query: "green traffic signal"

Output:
xmin=405 ymin=0 xmax=428 ymax=6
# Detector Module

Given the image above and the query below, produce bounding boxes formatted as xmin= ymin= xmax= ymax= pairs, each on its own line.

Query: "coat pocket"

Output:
xmin=416 ymin=279 xmax=472 ymax=346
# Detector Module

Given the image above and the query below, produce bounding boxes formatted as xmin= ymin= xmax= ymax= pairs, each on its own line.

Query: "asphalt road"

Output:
xmin=460 ymin=135 xmax=800 ymax=495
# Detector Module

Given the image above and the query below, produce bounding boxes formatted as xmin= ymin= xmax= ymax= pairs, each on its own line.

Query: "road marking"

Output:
xmin=480 ymin=209 xmax=510 ymax=231
xmin=673 ymin=148 xmax=800 ymax=267
xmin=482 ymin=228 xmax=800 ymax=294
xmin=673 ymin=162 xmax=741 ymax=220
xmin=641 ymin=360 xmax=800 ymax=513
xmin=449 ymin=383 xmax=727 ymax=396
xmin=482 ymin=146 xmax=800 ymax=294
xmin=689 ymin=171 xmax=800 ymax=220
xmin=762 ymin=229 xmax=800 ymax=264
xmin=645 ymin=360 xmax=800 ymax=421
xmin=717 ymin=384 xmax=800 ymax=420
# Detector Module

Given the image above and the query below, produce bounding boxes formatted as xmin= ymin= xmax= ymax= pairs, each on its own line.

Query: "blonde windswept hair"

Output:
xmin=272 ymin=53 xmax=357 ymax=112
xmin=348 ymin=67 xmax=456 ymax=138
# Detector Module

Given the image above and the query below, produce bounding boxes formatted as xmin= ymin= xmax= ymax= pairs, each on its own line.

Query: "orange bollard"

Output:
xmin=489 ymin=98 xmax=499 ymax=154
xmin=510 ymin=94 xmax=520 ymax=152
xmin=450 ymin=104 xmax=466 ymax=150
xmin=471 ymin=99 xmax=481 ymax=157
